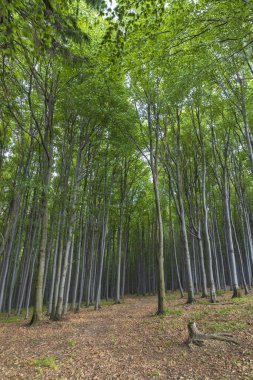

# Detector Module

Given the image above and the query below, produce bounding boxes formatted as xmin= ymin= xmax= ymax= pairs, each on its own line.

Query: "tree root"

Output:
xmin=185 ymin=321 xmax=238 ymax=348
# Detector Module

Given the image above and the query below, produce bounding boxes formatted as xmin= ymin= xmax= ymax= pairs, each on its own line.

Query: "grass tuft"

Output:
xmin=67 ymin=338 xmax=76 ymax=347
xmin=32 ymin=356 xmax=58 ymax=370
xmin=148 ymin=369 xmax=160 ymax=377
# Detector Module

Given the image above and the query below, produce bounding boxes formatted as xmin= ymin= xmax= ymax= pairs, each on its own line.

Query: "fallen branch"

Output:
xmin=186 ymin=321 xmax=238 ymax=347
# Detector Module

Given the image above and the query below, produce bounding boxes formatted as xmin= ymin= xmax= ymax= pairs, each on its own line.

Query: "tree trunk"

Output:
xmin=223 ymin=172 xmax=240 ymax=298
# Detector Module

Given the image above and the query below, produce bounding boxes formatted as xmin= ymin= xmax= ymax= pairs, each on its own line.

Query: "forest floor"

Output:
xmin=0 ymin=292 xmax=253 ymax=380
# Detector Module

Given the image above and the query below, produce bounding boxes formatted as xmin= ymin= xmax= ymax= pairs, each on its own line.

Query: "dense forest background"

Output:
xmin=0 ymin=0 xmax=253 ymax=325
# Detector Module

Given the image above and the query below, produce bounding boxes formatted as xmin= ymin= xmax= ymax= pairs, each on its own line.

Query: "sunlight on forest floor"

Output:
xmin=0 ymin=291 xmax=253 ymax=379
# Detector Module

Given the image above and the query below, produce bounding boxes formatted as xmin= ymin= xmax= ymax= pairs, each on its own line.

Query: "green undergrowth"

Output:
xmin=216 ymin=289 xmax=227 ymax=296
xmin=162 ymin=309 xmax=183 ymax=317
xmin=153 ymin=308 xmax=183 ymax=319
xmin=245 ymin=304 xmax=253 ymax=312
xmin=0 ymin=299 xmax=117 ymax=324
xmin=0 ymin=306 xmax=47 ymax=324
xmin=101 ymin=299 xmax=117 ymax=306
xmin=0 ymin=313 xmax=27 ymax=324
xmin=195 ymin=298 xmax=210 ymax=305
xmin=202 ymin=319 xmax=247 ymax=332
xmin=191 ymin=305 xmax=237 ymax=320
xmin=215 ymin=306 xmax=235 ymax=315
xmin=163 ymin=291 xmax=253 ymax=333
xmin=32 ymin=356 xmax=58 ymax=372
xmin=232 ymin=295 xmax=250 ymax=304
xmin=167 ymin=291 xmax=184 ymax=300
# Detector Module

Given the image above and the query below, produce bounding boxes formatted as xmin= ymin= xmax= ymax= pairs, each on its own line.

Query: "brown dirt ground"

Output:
xmin=0 ymin=292 xmax=253 ymax=380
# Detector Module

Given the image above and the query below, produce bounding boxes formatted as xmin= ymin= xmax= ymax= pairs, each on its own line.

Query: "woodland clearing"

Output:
xmin=0 ymin=292 xmax=253 ymax=380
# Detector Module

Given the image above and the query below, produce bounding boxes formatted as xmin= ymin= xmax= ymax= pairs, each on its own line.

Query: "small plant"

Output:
xmin=111 ymin=335 xmax=118 ymax=343
xmin=148 ymin=369 xmax=160 ymax=377
xmin=32 ymin=356 xmax=58 ymax=370
xmin=35 ymin=367 xmax=44 ymax=375
xmin=67 ymin=338 xmax=76 ymax=347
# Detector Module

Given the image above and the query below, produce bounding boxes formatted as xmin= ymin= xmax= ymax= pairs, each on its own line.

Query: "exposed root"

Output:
xmin=186 ymin=321 xmax=238 ymax=348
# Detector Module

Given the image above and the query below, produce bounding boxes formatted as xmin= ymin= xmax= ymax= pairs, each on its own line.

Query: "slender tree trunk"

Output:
xmin=47 ymin=211 xmax=62 ymax=315
xmin=0 ymin=193 xmax=21 ymax=311
xmin=202 ymin=158 xmax=216 ymax=303
xmin=171 ymin=224 xmax=184 ymax=297
xmin=30 ymin=163 xmax=50 ymax=324
xmin=54 ymin=222 xmax=74 ymax=319
xmin=77 ymin=214 xmax=88 ymax=312
xmin=223 ymin=172 xmax=240 ymax=298
xmin=71 ymin=212 xmax=83 ymax=311
xmin=86 ymin=224 xmax=95 ymax=307
xmin=115 ymin=204 xmax=123 ymax=304
xmin=147 ymin=102 xmax=166 ymax=314
xmin=176 ymin=162 xmax=195 ymax=303
xmin=64 ymin=235 xmax=74 ymax=314
xmin=211 ymin=221 xmax=221 ymax=291
xmin=25 ymin=246 xmax=38 ymax=319
xmin=215 ymin=215 xmax=227 ymax=290
xmin=232 ymin=220 xmax=249 ymax=294
xmin=197 ymin=225 xmax=208 ymax=297
xmin=96 ymin=168 xmax=114 ymax=309
xmin=17 ymin=219 xmax=39 ymax=315
xmin=121 ymin=225 xmax=129 ymax=298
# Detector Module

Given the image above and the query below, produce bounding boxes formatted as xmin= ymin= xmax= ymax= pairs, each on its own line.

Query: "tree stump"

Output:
xmin=186 ymin=321 xmax=238 ymax=347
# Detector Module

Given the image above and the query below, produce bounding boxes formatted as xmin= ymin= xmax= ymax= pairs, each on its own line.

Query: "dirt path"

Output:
xmin=0 ymin=294 xmax=253 ymax=379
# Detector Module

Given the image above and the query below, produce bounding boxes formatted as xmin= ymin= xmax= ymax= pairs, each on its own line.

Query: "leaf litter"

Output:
xmin=0 ymin=292 xmax=253 ymax=379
